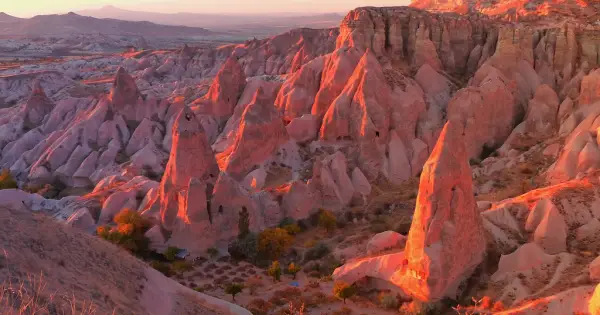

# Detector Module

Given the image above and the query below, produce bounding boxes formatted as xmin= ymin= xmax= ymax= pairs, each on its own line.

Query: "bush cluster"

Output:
xmin=96 ymin=209 xmax=151 ymax=255
xmin=0 ymin=169 xmax=17 ymax=190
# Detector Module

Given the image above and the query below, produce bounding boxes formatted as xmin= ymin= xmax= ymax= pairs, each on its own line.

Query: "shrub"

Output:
xmin=333 ymin=282 xmax=356 ymax=304
xmin=279 ymin=217 xmax=296 ymax=227
xmin=246 ymin=298 xmax=272 ymax=315
xmin=114 ymin=208 xmax=150 ymax=231
xmin=229 ymin=233 xmax=258 ymax=262
xmin=96 ymin=209 xmax=150 ymax=255
xmin=0 ymin=169 xmax=17 ymax=190
xmin=172 ymin=260 xmax=194 ymax=274
xmin=285 ymin=262 xmax=301 ymax=280
xmin=224 ymin=283 xmax=244 ymax=301
xmin=238 ymin=206 xmax=250 ymax=239
xmin=151 ymin=261 xmax=173 ymax=276
xmin=303 ymin=243 xmax=330 ymax=263
xmin=303 ymin=239 xmax=317 ymax=248
xmin=163 ymin=246 xmax=181 ymax=262
xmin=257 ymin=228 xmax=293 ymax=260
xmin=246 ymin=276 xmax=264 ymax=295
xmin=380 ymin=294 xmax=399 ymax=309
xmin=207 ymin=247 xmax=219 ymax=258
xmin=282 ymin=224 xmax=301 ymax=235
xmin=268 ymin=261 xmax=282 ymax=282
xmin=318 ymin=209 xmax=337 ymax=233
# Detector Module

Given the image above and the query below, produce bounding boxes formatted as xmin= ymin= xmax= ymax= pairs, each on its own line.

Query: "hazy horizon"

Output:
xmin=2 ymin=0 xmax=411 ymax=18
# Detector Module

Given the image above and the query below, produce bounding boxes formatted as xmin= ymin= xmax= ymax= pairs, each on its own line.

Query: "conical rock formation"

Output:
xmin=193 ymin=56 xmax=246 ymax=123
xmin=24 ymin=80 xmax=55 ymax=127
xmin=158 ymin=106 xmax=219 ymax=230
xmin=395 ymin=120 xmax=486 ymax=301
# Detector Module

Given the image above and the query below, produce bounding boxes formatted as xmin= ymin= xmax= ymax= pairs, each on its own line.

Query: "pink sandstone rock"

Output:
xmin=286 ymin=114 xmax=319 ymax=143
xmin=220 ymin=87 xmax=288 ymax=180
xmin=23 ymin=80 xmax=54 ymax=127
xmin=192 ymin=56 xmax=246 ymax=123
xmin=447 ymin=70 xmax=517 ymax=159
xmin=500 ymin=84 xmax=560 ymax=152
xmin=395 ymin=120 xmax=486 ymax=301
xmin=158 ymin=106 xmax=219 ymax=230
xmin=367 ymin=231 xmax=407 ymax=255
xmin=590 ymin=256 xmax=600 ymax=281
xmin=109 ymin=67 xmax=142 ymax=109
xmin=275 ymin=56 xmax=325 ymax=121
xmin=311 ymin=47 xmax=362 ymax=118
xmin=533 ymin=202 xmax=568 ymax=254
xmin=580 ymin=69 xmax=600 ymax=107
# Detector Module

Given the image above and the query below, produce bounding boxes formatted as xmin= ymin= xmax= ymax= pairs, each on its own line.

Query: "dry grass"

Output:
xmin=0 ymin=206 xmax=148 ymax=314
xmin=0 ymin=271 xmax=110 ymax=315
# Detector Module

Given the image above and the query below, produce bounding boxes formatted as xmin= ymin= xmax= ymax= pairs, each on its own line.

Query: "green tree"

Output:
xmin=224 ymin=283 xmax=244 ymax=302
xmin=268 ymin=261 xmax=282 ymax=282
xmin=163 ymin=246 xmax=181 ymax=261
xmin=0 ymin=169 xmax=18 ymax=190
xmin=207 ymin=247 xmax=219 ymax=258
xmin=238 ymin=206 xmax=250 ymax=239
xmin=318 ymin=209 xmax=337 ymax=233
xmin=333 ymin=282 xmax=356 ymax=304
xmin=285 ymin=262 xmax=301 ymax=280
xmin=257 ymin=228 xmax=293 ymax=260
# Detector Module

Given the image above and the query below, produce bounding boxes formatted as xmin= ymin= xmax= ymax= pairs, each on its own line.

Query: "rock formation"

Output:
xmin=192 ymin=56 xmax=246 ymax=123
xmin=220 ymin=87 xmax=289 ymax=180
xmin=395 ymin=121 xmax=486 ymax=301
xmin=157 ymin=106 xmax=219 ymax=231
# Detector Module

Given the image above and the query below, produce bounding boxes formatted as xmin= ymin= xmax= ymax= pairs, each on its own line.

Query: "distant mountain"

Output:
xmin=77 ymin=5 xmax=343 ymax=36
xmin=0 ymin=12 xmax=214 ymax=36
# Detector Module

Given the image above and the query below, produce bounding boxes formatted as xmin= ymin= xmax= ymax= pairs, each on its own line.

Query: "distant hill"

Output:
xmin=0 ymin=12 xmax=22 ymax=23
xmin=77 ymin=5 xmax=343 ymax=36
xmin=0 ymin=12 xmax=215 ymax=37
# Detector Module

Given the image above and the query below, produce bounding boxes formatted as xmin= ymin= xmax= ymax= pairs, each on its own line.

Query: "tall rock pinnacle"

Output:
xmin=109 ymin=67 xmax=141 ymax=108
xmin=159 ymin=106 xmax=219 ymax=229
xmin=24 ymin=79 xmax=54 ymax=127
xmin=394 ymin=120 xmax=486 ymax=301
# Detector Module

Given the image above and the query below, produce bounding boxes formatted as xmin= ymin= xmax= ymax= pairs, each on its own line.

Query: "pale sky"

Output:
xmin=2 ymin=0 xmax=411 ymax=17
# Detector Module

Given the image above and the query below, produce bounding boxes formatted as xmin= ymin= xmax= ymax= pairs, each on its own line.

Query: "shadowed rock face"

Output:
xmin=395 ymin=120 xmax=486 ymax=301
xmin=24 ymin=80 xmax=55 ymax=127
xmin=109 ymin=67 xmax=142 ymax=108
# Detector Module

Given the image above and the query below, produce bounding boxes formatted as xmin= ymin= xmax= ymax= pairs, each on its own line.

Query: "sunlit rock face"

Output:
xmin=395 ymin=120 xmax=486 ymax=301
xmin=220 ymin=87 xmax=289 ymax=181
xmin=411 ymin=0 xmax=599 ymax=22
xmin=158 ymin=106 xmax=219 ymax=230
xmin=191 ymin=56 xmax=247 ymax=123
